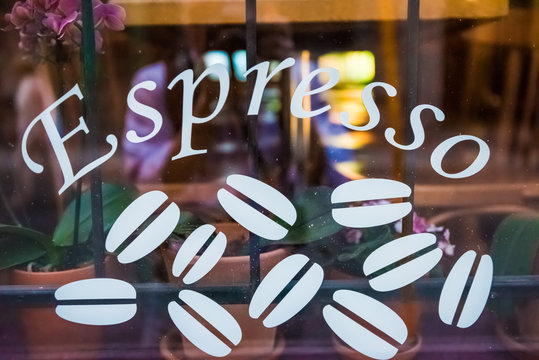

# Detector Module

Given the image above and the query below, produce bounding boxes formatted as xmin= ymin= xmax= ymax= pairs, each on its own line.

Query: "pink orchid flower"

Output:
xmin=93 ymin=3 xmax=126 ymax=31
xmin=6 ymin=0 xmax=126 ymax=53
xmin=42 ymin=11 xmax=78 ymax=37
xmin=7 ymin=2 xmax=33 ymax=28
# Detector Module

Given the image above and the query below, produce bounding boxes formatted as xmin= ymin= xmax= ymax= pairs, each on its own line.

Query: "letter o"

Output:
xmin=430 ymin=135 xmax=490 ymax=179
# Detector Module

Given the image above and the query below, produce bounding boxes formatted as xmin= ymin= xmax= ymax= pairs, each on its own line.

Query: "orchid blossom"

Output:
xmin=5 ymin=0 xmax=125 ymax=54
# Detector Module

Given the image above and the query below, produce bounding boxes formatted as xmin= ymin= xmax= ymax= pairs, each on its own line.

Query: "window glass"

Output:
xmin=0 ymin=0 xmax=537 ymax=359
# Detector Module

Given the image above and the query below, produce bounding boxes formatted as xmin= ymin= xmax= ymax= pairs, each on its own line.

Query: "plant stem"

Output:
xmin=81 ymin=0 xmax=105 ymax=277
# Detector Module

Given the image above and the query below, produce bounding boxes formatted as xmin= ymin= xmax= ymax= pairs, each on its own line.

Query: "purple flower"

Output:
xmin=344 ymin=229 xmax=362 ymax=244
xmin=93 ymin=3 xmax=126 ymax=31
xmin=437 ymin=229 xmax=455 ymax=256
xmin=394 ymin=212 xmax=429 ymax=234
xmin=7 ymin=2 xmax=33 ymax=28
xmin=57 ymin=0 xmax=81 ymax=15
xmin=5 ymin=0 xmax=125 ymax=55
xmin=42 ymin=11 xmax=78 ymax=37
xmin=31 ymin=0 xmax=59 ymax=11
xmin=362 ymin=199 xmax=391 ymax=206
xmin=413 ymin=213 xmax=428 ymax=233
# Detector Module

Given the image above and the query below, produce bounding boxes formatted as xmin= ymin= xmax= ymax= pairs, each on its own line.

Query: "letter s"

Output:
xmin=126 ymin=81 xmax=163 ymax=143
xmin=385 ymin=104 xmax=445 ymax=150
xmin=340 ymin=82 xmax=397 ymax=131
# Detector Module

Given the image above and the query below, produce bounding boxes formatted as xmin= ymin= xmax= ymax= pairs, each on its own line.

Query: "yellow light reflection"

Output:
xmin=319 ymin=51 xmax=375 ymax=84
xmin=334 ymin=161 xmax=365 ymax=180
xmin=322 ymin=131 xmax=373 ymax=150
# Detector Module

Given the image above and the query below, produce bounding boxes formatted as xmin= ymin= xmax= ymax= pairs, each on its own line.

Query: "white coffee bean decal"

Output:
xmin=49 ymin=176 xmax=495 ymax=358
xmin=55 ymin=278 xmax=136 ymax=326
xmin=364 ymin=233 xmax=443 ymax=292
xmin=249 ymin=254 xmax=324 ymax=328
xmin=331 ymin=178 xmax=412 ymax=228
xmin=106 ymin=190 xmax=180 ymax=264
xmin=323 ymin=290 xmax=408 ymax=360
xmin=172 ymin=224 xmax=227 ymax=284
xmin=168 ymin=290 xmax=242 ymax=358
xmin=439 ymin=250 xmax=493 ymax=328
xmin=217 ymin=174 xmax=297 ymax=240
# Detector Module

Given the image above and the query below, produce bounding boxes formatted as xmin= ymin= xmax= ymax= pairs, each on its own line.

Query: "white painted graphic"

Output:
xmin=167 ymin=64 xmax=230 ymax=160
xmin=331 ymin=178 xmax=412 ymax=228
xmin=340 ymin=82 xmax=397 ymax=131
xmin=430 ymin=135 xmax=490 ymax=179
xmin=172 ymin=224 xmax=227 ymax=284
xmin=364 ymin=233 xmax=443 ymax=292
xmin=51 ymin=175 xmax=496 ymax=358
xmin=168 ymin=290 xmax=242 ymax=358
xmin=249 ymin=254 xmax=324 ymax=328
xmin=21 ymin=84 xmax=118 ymax=194
xmin=55 ymin=278 xmax=136 ymax=326
xmin=385 ymin=104 xmax=445 ymax=151
xmin=105 ymin=190 xmax=180 ymax=264
xmin=439 ymin=250 xmax=493 ymax=328
xmin=323 ymin=290 xmax=408 ymax=360
xmin=217 ymin=174 xmax=297 ymax=240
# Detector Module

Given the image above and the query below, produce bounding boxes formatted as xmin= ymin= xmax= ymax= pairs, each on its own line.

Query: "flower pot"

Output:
xmin=496 ymin=257 xmax=539 ymax=359
xmin=326 ymin=268 xmax=422 ymax=359
xmin=160 ymin=329 xmax=286 ymax=360
xmin=495 ymin=323 xmax=539 ymax=360
xmin=516 ymin=255 xmax=539 ymax=345
xmin=332 ymin=335 xmax=422 ymax=360
xmin=161 ymin=223 xmax=290 ymax=359
xmin=10 ymin=263 xmax=101 ymax=358
xmin=9 ymin=257 xmax=133 ymax=358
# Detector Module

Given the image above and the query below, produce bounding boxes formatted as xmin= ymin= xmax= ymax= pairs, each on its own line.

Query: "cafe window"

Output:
xmin=0 ymin=0 xmax=538 ymax=359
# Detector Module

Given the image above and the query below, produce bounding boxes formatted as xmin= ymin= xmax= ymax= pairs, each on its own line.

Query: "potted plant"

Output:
xmin=0 ymin=183 xmax=136 ymax=356
xmin=160 ymin=186 xmax=342 ymax=359
xmin=304 ymin=201 xmax=454 ymax=360
xmin=490 ymin=212 xmax=539 ymax=360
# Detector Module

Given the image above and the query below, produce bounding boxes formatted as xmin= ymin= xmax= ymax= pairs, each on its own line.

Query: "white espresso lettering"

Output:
xmin=385 ymin=104 xmax=445 ymax=150
xmin=291 ymin=67 xmax=339 ymax=118
xmin=340 ymin=82 xmax=397 ymax=131
xmin=21 ymin=84 xmax=118 ymax=194
xmin=244 ymin=57 xmax=295 ymax=116
xmin=430 ymin=135 xmax=490 ymax=178
xmin=126 ymin=80 xmax=163 ymax=143
xmin=168 ymin=63 xmax=230 ymax=160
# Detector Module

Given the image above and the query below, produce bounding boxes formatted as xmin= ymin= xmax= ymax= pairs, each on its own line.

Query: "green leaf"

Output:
xmin=491 ymin=213 xmax=539 ymax=276
xmin=337 ymin=226 xmax=392 ymax=262
xmin=0 ymin=225 xmax=55 ymax=269
xmin=173 ymin=211 xmax=205 ymax=236
xmin=490 ymin=212 xmax=539 ymax=315
xmin=53 ymin=184 xmax=137 ymax=247
xmin=280 ymin=187 xmax=342 ymax=245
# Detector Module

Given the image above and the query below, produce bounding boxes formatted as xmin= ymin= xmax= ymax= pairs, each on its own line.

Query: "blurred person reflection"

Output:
xmin=123 ymin=23 xmax=352 ymax=193
xmin=11 ymin=60 xmax=62 ymax=232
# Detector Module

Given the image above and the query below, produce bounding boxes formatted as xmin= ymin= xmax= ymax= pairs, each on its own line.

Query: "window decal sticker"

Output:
xmin=54 ymin=278 xmax=137 ymax=326
xmin=217 ymin=174 xmax=297 ymax=240
xmin=172 ymin=224 xmax=227 ymax=284
xmin=168 ymin=290 xmax=242 ymax=358
xmin=331 ymin=178 xmax=412 ymax=228
xmin=439 ymin=250 xmax=494 ymax=328
xmin=105 ymin=190 xmax=180 ymax=264
xmin=53 ymin=174 xmax=493 ymax=358
xmin=249 ymin=253 xmax=324 ymax=328
xmin=323 ymin=290 xmax=408 ymax=360
xmin=363 ymin=233 xmax=443 ymax=292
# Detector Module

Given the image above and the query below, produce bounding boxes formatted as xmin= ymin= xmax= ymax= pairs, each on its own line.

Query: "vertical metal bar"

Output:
xmin=279 ymin=69 xmax=292 ymax=196
xmin=246 ymin=0 xmax=261 ymax=290
xmin=403 ymin=0 xmax=420 ymax=237
xmin=81 ymin=0 xmax=105 ymax=277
